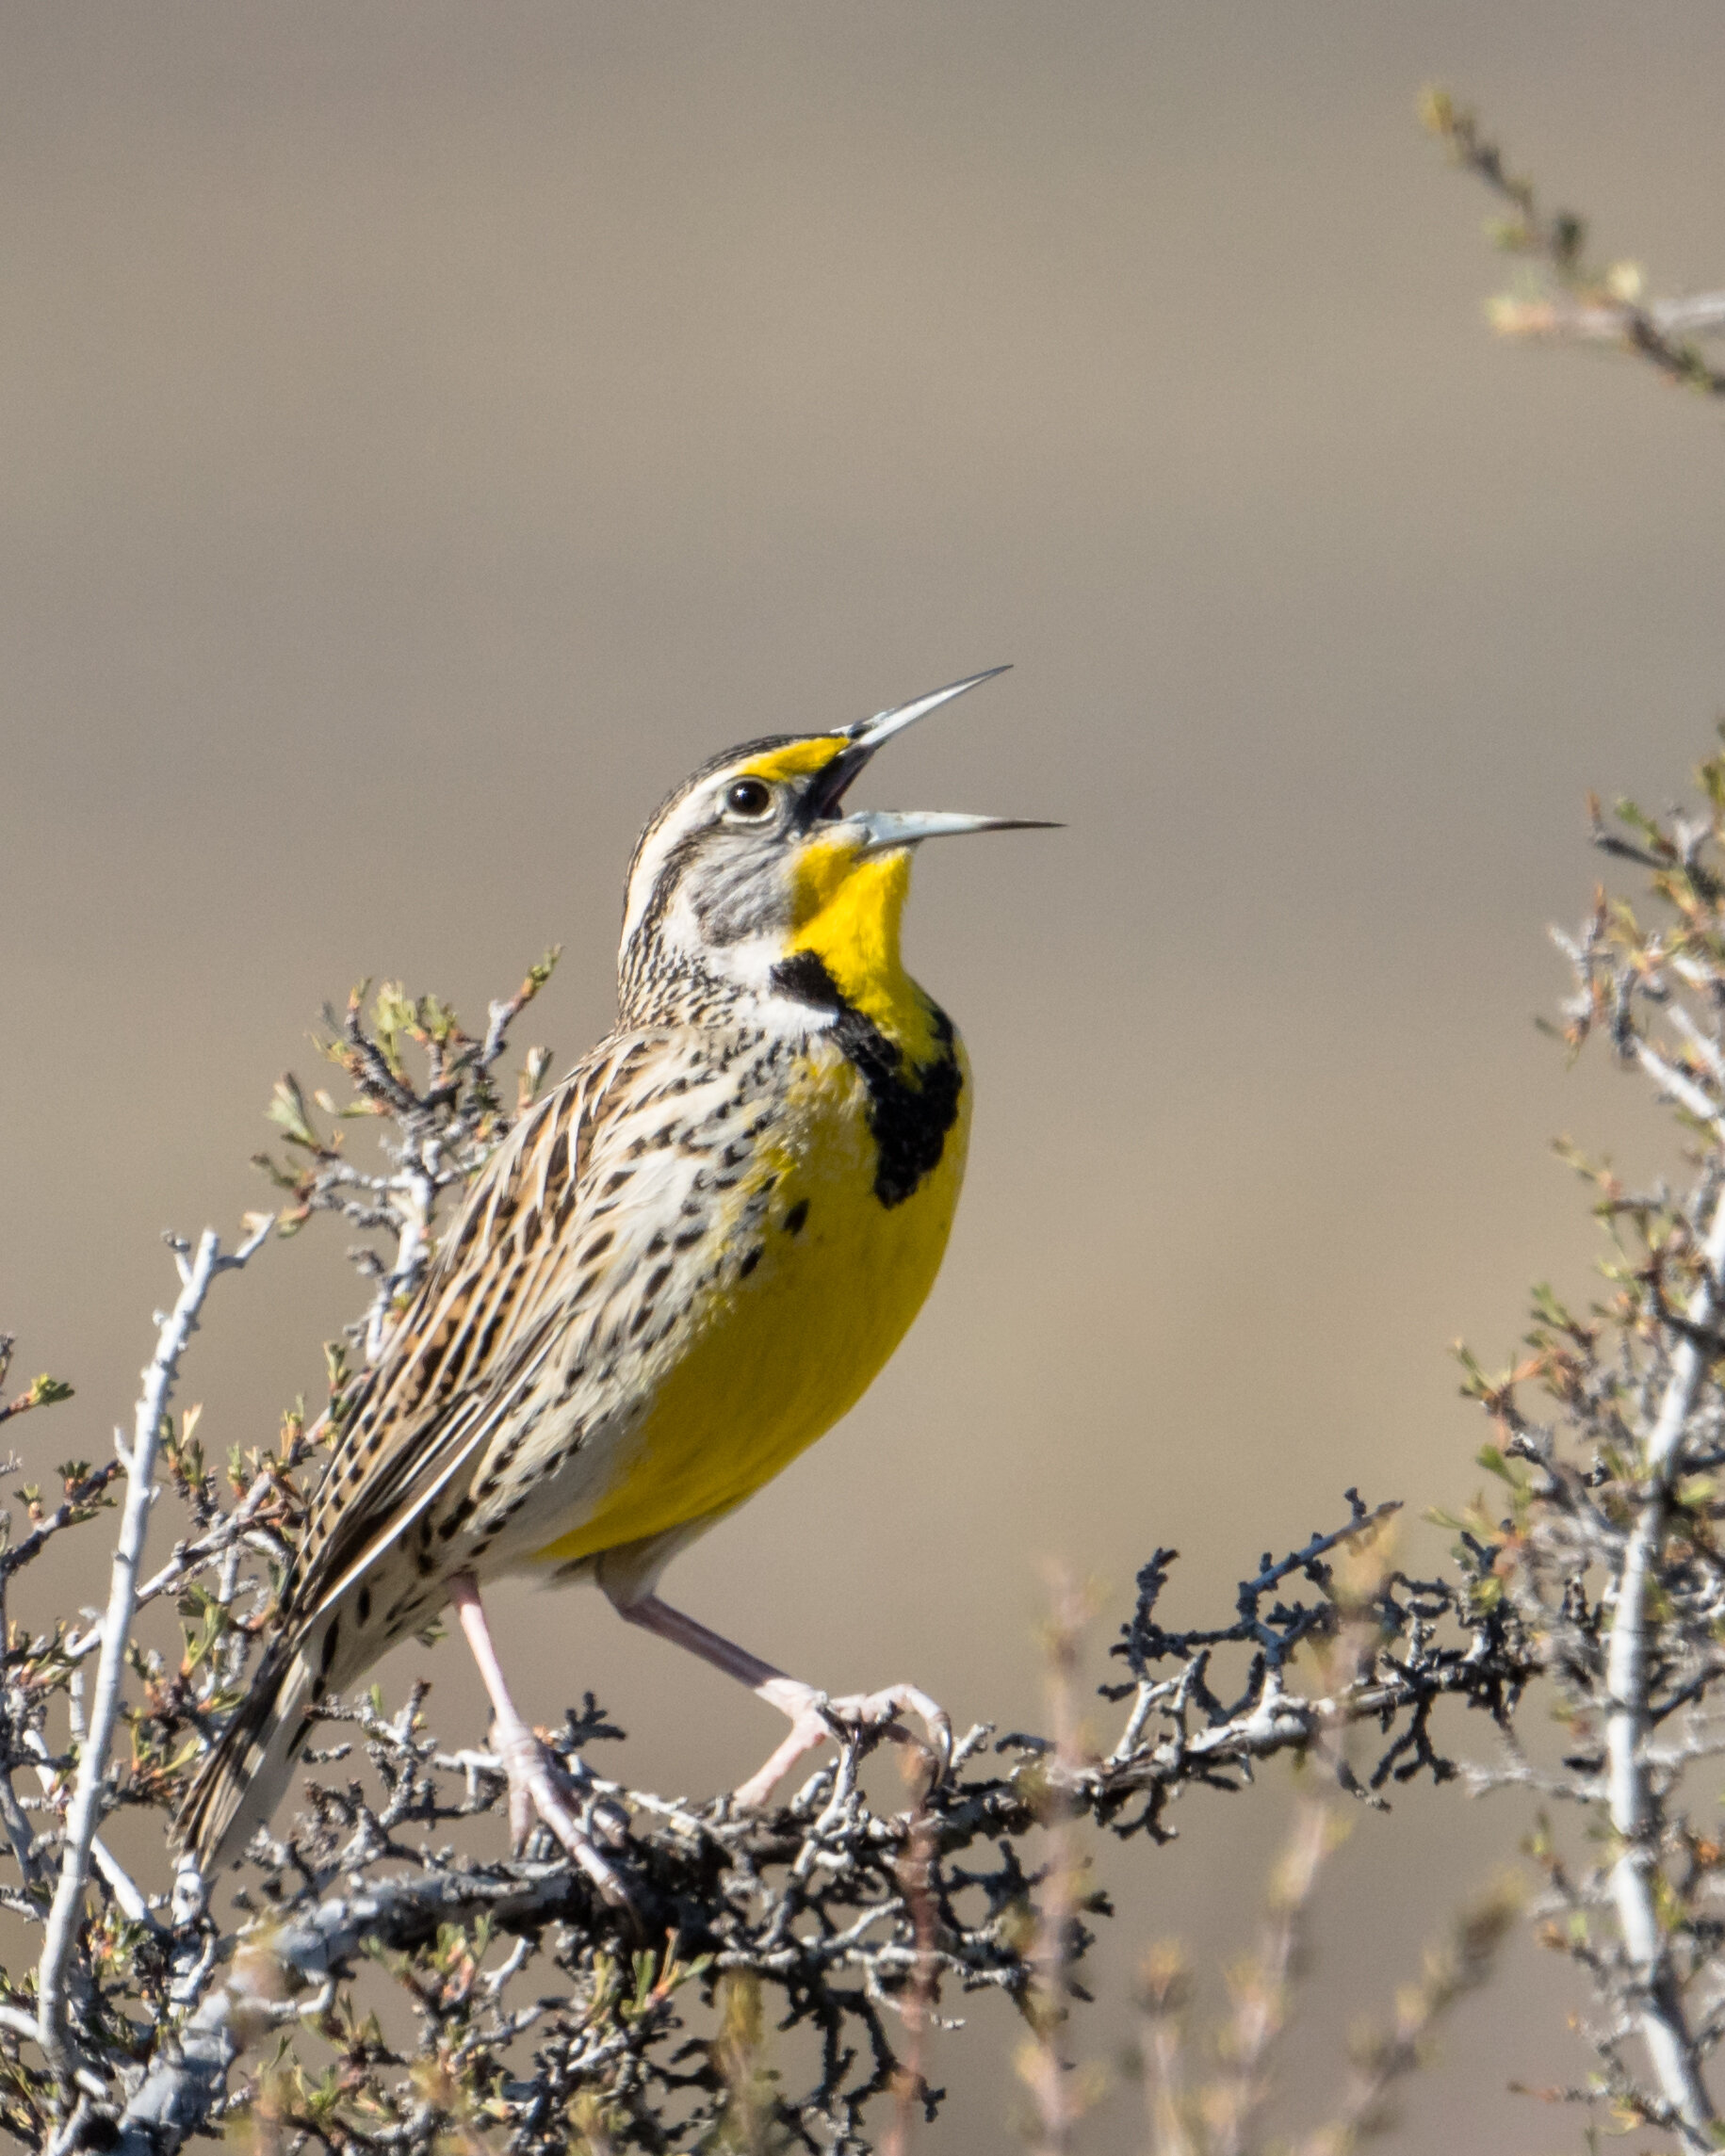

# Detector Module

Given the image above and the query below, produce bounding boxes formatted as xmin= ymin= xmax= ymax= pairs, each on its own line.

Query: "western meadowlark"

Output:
xmin=177 ymin=668 xmax=1048 ymax=1888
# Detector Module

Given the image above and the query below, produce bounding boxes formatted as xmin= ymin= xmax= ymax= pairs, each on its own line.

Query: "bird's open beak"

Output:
xmin=806 ymin=665 xmax=1061 ymax=850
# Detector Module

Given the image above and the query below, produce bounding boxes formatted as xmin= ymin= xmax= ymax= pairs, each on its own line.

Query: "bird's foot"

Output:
xmin=735 ymin=1678 xmax=952 ymax=1809
xmin=490 ymin=1720 xmax=632 ymax=1909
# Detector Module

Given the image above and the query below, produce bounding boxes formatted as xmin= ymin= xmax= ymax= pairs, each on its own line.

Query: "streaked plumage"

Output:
xmin=178 ymin=671 xmax=1046 ymax=1873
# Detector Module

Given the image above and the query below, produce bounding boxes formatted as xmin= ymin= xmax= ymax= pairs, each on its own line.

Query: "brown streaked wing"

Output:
xmin=280 ymin=1032 xmax=658 ymax=1628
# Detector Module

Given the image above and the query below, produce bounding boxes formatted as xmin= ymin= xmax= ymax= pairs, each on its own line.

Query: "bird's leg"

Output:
xmin=609 ymin=1588 xmax=952 ymax=1808
xmin=448 ymin=1572 xmax=628 ymax=1905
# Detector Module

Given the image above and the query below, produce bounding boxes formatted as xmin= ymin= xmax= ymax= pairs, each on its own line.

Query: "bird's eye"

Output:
xmin=724 ymin=778 xmax=773 ymax=819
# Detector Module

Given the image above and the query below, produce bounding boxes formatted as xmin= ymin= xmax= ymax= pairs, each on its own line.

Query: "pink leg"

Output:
xmin=608 ymin=1589 xmax=952 ymax=1808
xmin=449 ymin=1573 xmax=627 ymax=1905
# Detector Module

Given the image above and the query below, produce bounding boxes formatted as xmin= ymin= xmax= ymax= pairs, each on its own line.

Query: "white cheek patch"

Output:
xmin=655 ymin=899 xmax=798 ymax=1011
xmin=661 ymin=882 xmax=705 ymax=957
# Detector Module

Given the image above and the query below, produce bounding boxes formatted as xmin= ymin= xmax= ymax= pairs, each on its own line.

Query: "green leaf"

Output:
xmin=267 ymin=1074 xmax=326 ymax=1153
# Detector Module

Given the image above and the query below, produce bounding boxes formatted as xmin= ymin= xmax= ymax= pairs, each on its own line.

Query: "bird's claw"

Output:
xmin=733 ymin=1680 xmax=952 ymax=1808
xmin=824 ymin=1682 xmax=954 ymax=1789
xmin=492 ymin=1723 xmax=633 ymax=1911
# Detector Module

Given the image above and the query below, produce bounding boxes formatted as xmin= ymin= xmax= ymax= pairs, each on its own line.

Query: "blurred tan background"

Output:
xmin=5 ymin=3 xmax=1725 ymax=2146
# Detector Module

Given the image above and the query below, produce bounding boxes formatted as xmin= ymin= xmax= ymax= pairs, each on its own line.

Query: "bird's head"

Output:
xmin=617 ymin=668 xmax=1051 ymax=1035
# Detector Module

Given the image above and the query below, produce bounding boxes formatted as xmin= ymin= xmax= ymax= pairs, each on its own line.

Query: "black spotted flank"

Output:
xmin=771 ymin=951 xmax=962 ymax=1208
xmin=784 ymin=1198 xmax=809 ymax=1236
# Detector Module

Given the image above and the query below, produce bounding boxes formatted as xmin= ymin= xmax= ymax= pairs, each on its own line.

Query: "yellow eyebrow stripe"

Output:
xmin=738 ymin=739 xmax=846 ymax=783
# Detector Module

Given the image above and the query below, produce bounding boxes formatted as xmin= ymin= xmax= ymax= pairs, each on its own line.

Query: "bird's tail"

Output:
xmin=173 ymin=1636 xmax=318 ymax=1872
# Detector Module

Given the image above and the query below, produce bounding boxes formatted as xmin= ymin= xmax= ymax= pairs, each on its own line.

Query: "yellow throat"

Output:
xmin=789 ymin=833 xmax=946 ymax=1065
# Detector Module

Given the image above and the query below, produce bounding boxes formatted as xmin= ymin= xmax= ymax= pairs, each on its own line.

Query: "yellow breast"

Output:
xmin=529 ymin=1031 xmax=970 ymax=1568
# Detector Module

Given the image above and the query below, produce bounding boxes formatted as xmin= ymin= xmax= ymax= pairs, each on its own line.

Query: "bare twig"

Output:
xmin=1208 ymin=1790 xmax=1342 ymax=2156
xmin=1017 ymin=1568 xmax=1102 ymax=2156
xmin=1423 ymin=89 xmax=1725 ymax=396
xmin=1294 ymin=1878 xmax=1522 ymax=2156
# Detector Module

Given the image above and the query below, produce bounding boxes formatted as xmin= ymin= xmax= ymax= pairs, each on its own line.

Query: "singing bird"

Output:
xmin=178 ymin=669 xmax=1049 ymax=1887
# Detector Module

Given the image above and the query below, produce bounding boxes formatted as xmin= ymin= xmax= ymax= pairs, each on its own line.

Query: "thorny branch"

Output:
xmin=33 ymin=1222 xmax=273 ymax=2090
xmin=0 ymin=1480 xmax=1505 ymax=2156
xmin=31 ymin=1221 xmax=274 ymax=2104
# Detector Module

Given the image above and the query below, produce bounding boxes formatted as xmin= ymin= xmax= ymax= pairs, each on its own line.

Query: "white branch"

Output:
xmin=111 ymin=1861 xmax=578 ymax=2156
xmin=0 ymin=2003 xmax=42 ymax=2045
xmin=1603 ymin=1175 xmax=1725 ymax=2143
xmin=1493 ymin=291 xmax=1725 ymax=344
xmin=19 ymin=1733 xmax=150 ymax=1926
xmin=34 ymin=1218 xmax=270 ymax=2080
xmin=1667 ymin=1006 xmax=1725 ymax=1093
xmin=1655 ymin=295 xmax=1725 ymax=337
xmin=1635 ymin=1038 xmax=1725 ymax=1134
